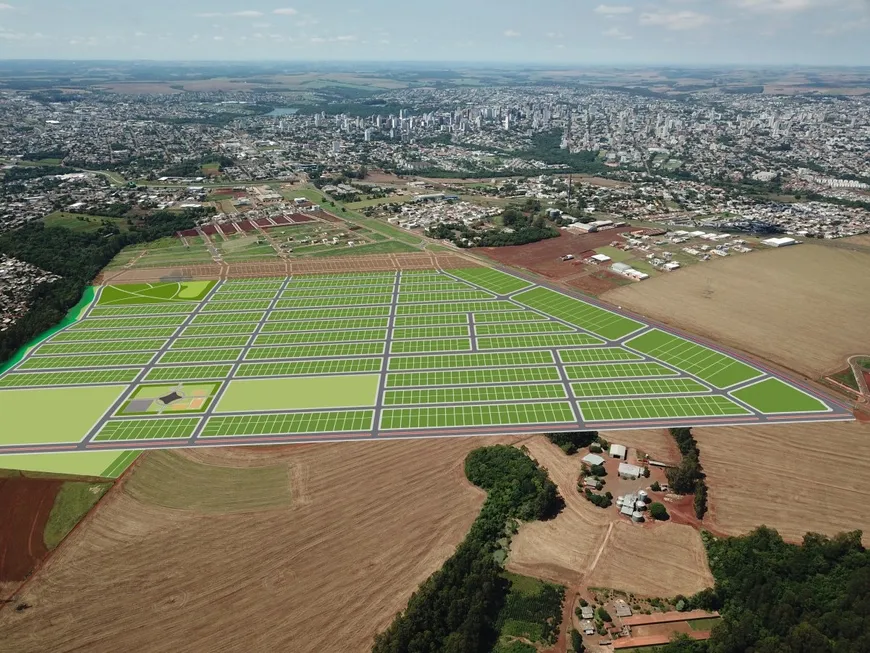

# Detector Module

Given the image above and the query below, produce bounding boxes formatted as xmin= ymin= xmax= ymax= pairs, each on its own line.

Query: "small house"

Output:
xmin=582 ymin=620 xmax=595 ymax=636
xmin=581 ymin=606 xmax=594 ymax=620
xmin=582 ymin=453 xmax=606 ymax=467
xmin=609 ymin=444 xmax=627 ymax=459
xmin=618 ymin=463 xmax=644 ymax=480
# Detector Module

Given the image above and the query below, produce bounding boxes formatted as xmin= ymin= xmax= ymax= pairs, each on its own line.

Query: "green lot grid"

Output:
xmin=158 ymin=348 xmax=244 ymax=364
xmin=731 ymin=378 xmax=829 ymax=414
xmin=170 ymin=335 xmax=251 ymax=349
xmin=397 ymin=282 xmax=479 ymax=293
xmin=397 ymin=273 xmax=453 ymax=283
xmin=260 ymin=318 xmax=390 ymax=333
xmin=478 ymin=334 xmax=604 ymax=349
xmin=389 ymin=350 xmax=555 ymax=371
xmin=579 ymin=396 xmax=750 ymax=422
xmin=49 ymin=327 xmax=179 ymax=342
xmin=236 ymin=358 xmax=382 ymax=377
xmin=393 ymin=314 xmax=469 ymax=327
xmin=245 ymin=342 xmax=385 ymax=360
xmin=275 ymin=295 xmax=393 ymax=310
xmin=218 ymin=282 xmax=285 ymax=292
xmin=391 ymin=339 xmax=472 ymax=354
xmin=144 ymin=364 xmax=234 ymax=382
xmin=0 ymin=369 xmax=141 ymax=387
xmin=34 ymin=338 xmax=168 ymax=356
xmin=564 ymin=362 xmax=678 ymax=380
xmin=571 ymin=378 xmax=710 ymax=398
xmin=69 ymin=316 xmax=187 ymax=330
xmin=384 ymin=384 xmax=567 ymax=406
xmin=475 ymin=322 xmax=574 ymax=336
xmin=202 ymin=410 xmax=374 ymax=437
xmin=201 ymin=299 xmax=273 ymax=312
xmin=472 ymin=311 xmax=550 ymax=323
xmin=268 ymin=307 xmax=390 ymax=321
xmin=180 ymin=324 xmax=258 ymax=337
xmin=93 ymin=417 xmax=201 ymax=441
xmin=18 ymin=352 xmax=155 ymax=370
xmin=280 ymin=285 xmax=395 ymax=298
xmin=210 ymin=291 xmax=279 ymax=301
xmin=514 ymin=287 xmax=644 ymax=340
xmin=558 ymin=348 xmax=644 ymax=364
xmin=89 ymin=303 xmax=197 ymax=317
xmin=397 ymin=301 xmax=517 ymax=315
xmin=380 ymin=402 xmax=575 ymax=430
xmin=398 ymin=290 xmax=494 ymax=304
xmin=254 ymin=330 xmax=387 ymax=346
xmin=393 ymin=326 xmax=471 ymax=340
xmin=191 ymin=311 xmax=266 ymax=325
xmin=386 ymin=366 xmax=562 ymax=388
xmin=290 ymin=277 xmax=394 ymax=288
xmin=294 ymin=272 xmax=395 ymax=281
xmin=446 ymin=267 xmax=532 ymax=294
xmin=626 ymin=329 xmax=762 ymax=389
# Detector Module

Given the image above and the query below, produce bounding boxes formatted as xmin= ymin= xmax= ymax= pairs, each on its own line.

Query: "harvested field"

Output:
xmin=0 ymin=437 xmax=513 ymax=652
xmin=696 ymin=421 xmax=870 ymax=545
xmin=604 ymin=244 xmax=870 ymax=378
xmin=584 ymin=520 xmax=713 ymax=597
xmin=0 ymin=477 xmax=61 ymax=583
xmin=476 ymin=230 xmax=633 ymax=280
xmin=506 ymin=433 xmax=711 ymax=597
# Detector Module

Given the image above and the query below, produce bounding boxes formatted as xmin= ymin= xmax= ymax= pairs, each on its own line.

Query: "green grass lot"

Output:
xmin=595 ymin=245 xmax=634 ymax=263
xmin=94 ymin=418 xmax=201 ymax=442
xmin=120 ymin=382 xmax=221 ymax=415
xmin=309 ymin=240 xmax=419 ymax=257
xmin=494 ymin=572 xmax=564 ymax=650
xmin=580 ymin=396 xmax=749 ymax=421
xmin=558 ymin=348 xmax=643 ymax=363
xmin=43 ymin=481 xmax=112 ymax=549
xmin=380 ymin=402 xmax=575 ymax=429
xmin=145 ymin=364 xmax=234 ymax=382
xmin=0 ymin=369 xmax=141 ymax=388
xmin=386 ymin=367 xmax=561 ymax=387
xmin=514 ymin=287 xmax=644 ymax=340
xmin=345 ymin=194 xmax=417 ymax=209
xmin=0 ymin=450 xmax=139 ymax=478
xmin=43 ymin=212 xmax=130 ymax=233
xmin=384 ymin=384 xmax=566 ymax=405
xmin=478 ymin=334 xmax=604 ymax=349
xmin=0 ymin=385 xmax=126 ymax=444
xmin=732 ymin=378 xmax=828 ymax=414
xmin=626 ymin=329 xmax=761 ymax=389
xmin=687 ymin=617 xmax=722 ymax=631
xmin=389 ymin=351 xmax=554 ymax=371
xmin=475 ymin=322 xmax=573 ymax=336
xmin=447 ymin=267 xmax=532 ymax=294
xmin=235 ymin=359 xmax=382 ymax=377
xmin=473 ymin=311 xmax=550 ymax=323
xmin=564 ymin=362 xmax=677 ymax=380
xmin=571 ymin=378 xmax=708 ymax=397
xmin=216 ymin=375 xmax=379 ymax=411
xmin=98 ymin=281 xmax=214 ymax=305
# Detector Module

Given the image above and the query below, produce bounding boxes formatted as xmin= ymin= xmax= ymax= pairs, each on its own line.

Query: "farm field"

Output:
xmin=604 ymin=243 xmax=870 ymax=378
xmin=0 ymin=265 xmax=849 ymax=456
xmin=695 ymin=421 xmax=870 ymax=545
xmin=0 ymin=437 xmax=513 ymax=652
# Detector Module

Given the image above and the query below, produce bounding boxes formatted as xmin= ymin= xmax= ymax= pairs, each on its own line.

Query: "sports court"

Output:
xmin=0 ymin=265 xmax=850 ymax=453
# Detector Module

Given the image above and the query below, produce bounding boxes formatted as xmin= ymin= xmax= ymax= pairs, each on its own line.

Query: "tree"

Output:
xmin=694 ymin=484 xmax=708 ymax=519
xmin=651 ymin=481 xmax=661 ymax=492
xmin=546 ymin=431 xmax=597 ymax=455
xmin=596 ymin=607 xmax=612 ymax=623
xmin=649 ymin=502 xmax=669 ymax=520
xmin=666 ymin=453 xmax=703 ymax=494
xmin=570 ymin=628 xmax=585 ymax=652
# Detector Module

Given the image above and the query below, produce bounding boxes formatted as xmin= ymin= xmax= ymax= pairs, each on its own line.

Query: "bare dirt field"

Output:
xmin=476 ymin=230 xmax=634 ymax=281
xmin=0 ymin=478 xmax=61 ymax=584
xmin=696 ymin=420 xmax=870 ymax=545
xmin=507 ymin=434 xmax=712 ymax=597
xmin=603 ymin=244 xmax=870 ymax=378
xmin=0 ymin=437 xmax=512 ymax=653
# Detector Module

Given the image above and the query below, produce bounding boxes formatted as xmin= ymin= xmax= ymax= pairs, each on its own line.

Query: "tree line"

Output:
xmin=371 ymin=445 xmax=561 ymax=653
xmin=666 ymin=428 xmax=708 ymax=519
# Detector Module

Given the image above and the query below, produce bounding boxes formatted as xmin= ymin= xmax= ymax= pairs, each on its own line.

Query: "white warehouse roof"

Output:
xmin=609 ymin=444 xmax=627 ymax=458
xmin=582 ymin=453 xmax=606 ymax=466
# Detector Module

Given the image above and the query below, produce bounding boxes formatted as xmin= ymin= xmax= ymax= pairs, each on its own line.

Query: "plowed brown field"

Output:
xmin=0 ymin=437 xmax=512 ymax=653
xmin=0 ymin=478 xmax=61 ymax=584
xmin=696 ymin=421 xmax=870 ymax=545
xmin=603 ymin=243 xmax=870 ymax=378
xmin=507 ymin=434 xmax=712 ymax=597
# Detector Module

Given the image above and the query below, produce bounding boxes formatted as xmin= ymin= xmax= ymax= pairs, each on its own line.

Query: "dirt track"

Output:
xmin=0 ymin=478 xmax=61 ymax=584
xmin=0 ymin=438 xmax=512 ymax=652
xmin=603 ymin=243 xmax=870 ymax=378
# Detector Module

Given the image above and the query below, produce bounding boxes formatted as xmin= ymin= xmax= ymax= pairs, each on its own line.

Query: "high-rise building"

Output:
xmin=364 ymin=128 xmax=373 ymax=142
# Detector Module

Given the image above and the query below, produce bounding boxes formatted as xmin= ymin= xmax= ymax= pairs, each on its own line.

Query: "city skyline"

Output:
xmin=0 ymin=0 xmax=868 ymax=65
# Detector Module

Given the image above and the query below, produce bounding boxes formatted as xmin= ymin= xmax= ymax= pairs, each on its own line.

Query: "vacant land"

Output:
xmin=507 ymin=435 xmax=712 ymax=597
xmin=604 ymin=244 xmax=870 ymax=378
xmin=0 ymin=437 xmax=513 ymax=652
xmin=696 ymin=421 xmax=870 ymax=545
xmin=0 ymin=477 xmax=61 ymax=584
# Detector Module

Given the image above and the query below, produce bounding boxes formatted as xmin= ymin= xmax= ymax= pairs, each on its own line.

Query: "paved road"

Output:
xmin=0 ymin=269 xmax=854 ymax=456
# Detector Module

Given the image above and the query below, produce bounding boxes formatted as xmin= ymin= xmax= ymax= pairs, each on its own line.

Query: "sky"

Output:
xmin=0 ymin=0 xmax=869 ymax=65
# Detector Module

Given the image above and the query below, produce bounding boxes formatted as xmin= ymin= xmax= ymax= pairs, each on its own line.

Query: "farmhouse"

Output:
xmin=582 ymin=453 xmax=606 ymax=467
xmin=618 ymin=462 xmax=645 ymax=480
xmin=609 ymin=444 xmax=627 ymax=459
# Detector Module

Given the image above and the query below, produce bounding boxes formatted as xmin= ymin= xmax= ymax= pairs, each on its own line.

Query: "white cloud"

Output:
xmin=504 ymin=29 xmax=521 ymax=37
xmin=733 ymin=0 xmax=815 ymax=11
xmin=639 ymin=10 xmax=712 ymax=30
xmin=0 ymin=4 xmax=14 ymax=10
xmin=594 ymin=5 xmax=634 ymax=15
xmin=603 ymin=26 xmax=633 ymax=40
xmin=273 ymin=8 xmax=298 ymax=15
xmin=213 ymin=36 xmax=224 ymax=41
xmin=195 ymin=10 xmax=263 ymax=18
xmin=334 ymin=35 xmax=356 ymax=41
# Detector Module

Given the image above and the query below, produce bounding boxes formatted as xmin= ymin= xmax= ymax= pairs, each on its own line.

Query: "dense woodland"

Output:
xmin=0 ymin=209 xmax=206 ymax=364
xmin=427 ymin=205 xmax=559 ymax=248
xmin=372 ymin=445 xmax=561 ymax=653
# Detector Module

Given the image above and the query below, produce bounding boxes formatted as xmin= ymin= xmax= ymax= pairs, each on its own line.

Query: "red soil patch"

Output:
xmin=217 ymin=223 xmax=237 ymax=236
xmin=315 ymin=210 xmax=345 ymax=224
xmin=200 ymin=225 xmax=219 ymax=236
xmin=237 ymin=221 xmax=257 ymax=232
xmin=253 ymin=218 xmax=274 ymax=227
xmin=288 ymin=213 xmax=315 ymax=223
xmin=271 ymin=216 xmax=291 ymax=225
xmin=476 ymin=230 xmax=633 ymax=280
xmin=566 ymin=271 xmax=621 ymax=296
xmin=177 ymin=228 xmax=198 ymax=238
xmin=0 ymin=478 xmax=61 ymax=582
